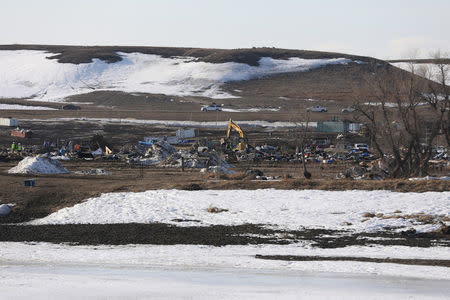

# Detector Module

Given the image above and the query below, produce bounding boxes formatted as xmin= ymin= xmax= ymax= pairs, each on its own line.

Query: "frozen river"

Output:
xmin=2 ymin=263 xmax=449 ymax=299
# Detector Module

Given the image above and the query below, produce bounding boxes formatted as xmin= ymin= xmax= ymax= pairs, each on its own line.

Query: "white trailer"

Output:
xmin=0 ymin=118 xmax=19 ymax=127
xmin=176 ymin=128 xmax=195 ymax=138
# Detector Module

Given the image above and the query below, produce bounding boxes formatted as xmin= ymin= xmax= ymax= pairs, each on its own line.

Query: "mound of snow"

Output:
xmin=0 ymin=50 xmax=352 ymax=101
xmin=8 ymin=156 xmax=70 ymax=174
xmin=28 ymin=190 xmax=449 ymax=234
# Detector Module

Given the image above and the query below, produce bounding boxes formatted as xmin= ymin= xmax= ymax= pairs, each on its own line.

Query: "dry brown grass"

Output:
xmin=207 ymin=206 xmax=229 ymax=213
xmin=381 ymin=214 xmax=439 ymax=224
xmin=227 ymin=172 xmax=252 ymax=181
xmin=204 ymin=171 xmax=252 ymax=181
xmin=363 ymin=212 xmax=376 ymax=218
xmin=201 ymin=177 xmax=449 ymax=192
xmin=362 ymin=211 xmax=448 ymax=225
xmin=281 ymin=174 xmax=293 ymax=180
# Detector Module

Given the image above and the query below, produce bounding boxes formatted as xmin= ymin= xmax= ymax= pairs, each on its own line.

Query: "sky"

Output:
xmin=1 ymin=0 xmax=449 ymax=59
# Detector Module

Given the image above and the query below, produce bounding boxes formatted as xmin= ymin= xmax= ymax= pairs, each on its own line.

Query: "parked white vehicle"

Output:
xmin=201 ymin=103 xmax=222 ymax=112
xmin=341 ymin=107 xmax=356 ymax=113
xmin=307 ymin=105 xmax=328 ymax=112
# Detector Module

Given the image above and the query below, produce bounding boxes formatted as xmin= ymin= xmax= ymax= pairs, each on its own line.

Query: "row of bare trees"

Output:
xmin=354 ymin=51 xmax=449 ymax=178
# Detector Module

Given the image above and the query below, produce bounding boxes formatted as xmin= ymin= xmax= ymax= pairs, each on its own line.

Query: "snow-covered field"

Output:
xmin=1 ymin=242 xmax=449 ymax=299
xmin=0 ymin=50 xmax=355 ymax=101
xmin=2 ymin=261 xmax=448 ymax=300
xmin=4 ymin=189 xmax=449 ymax=297
xmin=28 ymin=189 xmax=450 ymax=234
xmin=2 ymin=242 xmax=449 ymax=279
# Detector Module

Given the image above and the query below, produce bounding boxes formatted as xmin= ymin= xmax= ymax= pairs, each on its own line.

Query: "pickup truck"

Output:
xmin=306 ymin=105 xmax=328 ymax=112
xmin=201 ymin=103 xmax=222 ymax=112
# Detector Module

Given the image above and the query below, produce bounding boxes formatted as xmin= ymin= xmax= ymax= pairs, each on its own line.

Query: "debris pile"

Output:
xmin=8 ymin=156 xmax=70 ymax=174
xmin=159 ymin=140 xmax=233 ymax=172
xmin=75 ymin=169 xmax=110 ymax=175
xmin=338 ymin=158 xmax=391 ymax=180
xmin=165 ymin=150 xmax=231 ymax=169
xmin=130 ymin=141 xmax=177 ymax=165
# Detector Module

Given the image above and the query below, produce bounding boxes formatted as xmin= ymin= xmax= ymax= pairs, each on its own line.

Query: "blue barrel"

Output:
xmin=24 ymin=179 xmax=35 ymax=187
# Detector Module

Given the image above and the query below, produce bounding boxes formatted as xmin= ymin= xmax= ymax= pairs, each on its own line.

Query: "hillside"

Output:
xmin=0 ymin=45 xmax=442 ymax=122
xmin=0 ymin=44 xmax=380 ymax=65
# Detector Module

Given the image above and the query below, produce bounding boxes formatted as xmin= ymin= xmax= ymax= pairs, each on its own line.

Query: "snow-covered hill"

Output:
xmin=0 ymin=50 xmax=354 ymax=101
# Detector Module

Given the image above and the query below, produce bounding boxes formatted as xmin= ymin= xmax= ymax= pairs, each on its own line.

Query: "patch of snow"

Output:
xmin=222 ymin=107 xmax=280 ymax=112
xmin=0 ymin=104 xmax=56 ymax=110
xmin=0 ymin=50 xmax=353 ymax=101
xmin=8 ymin=156 xmax=69 ymax=174
xmin=27 ymin=190 xmax=449 ymax=234
xmin=25 ymin=117 xmax=317 ymax=128
xmin=50 ymin=155 xmax=70 ymax=160
xmin=409 ymin=176 xmax=450 ymax=181
xmin=363 ymin=101 xmax=428 ymax=107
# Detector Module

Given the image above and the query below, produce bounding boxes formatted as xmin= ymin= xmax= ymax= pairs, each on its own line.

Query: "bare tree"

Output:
xmin=421 ymin=50 xmax=450 ymax=146
xmin=293 ymin=110 xmax=312 ymax=179
xmin=354 ymin=53 xmax=449 ymax=178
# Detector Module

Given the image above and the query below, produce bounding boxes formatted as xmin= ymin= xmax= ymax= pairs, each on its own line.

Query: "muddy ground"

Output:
xmin=1 ymin=223 xmax=449 ymax=268
xmin=1 ymin=223 xmax=448 ymax=248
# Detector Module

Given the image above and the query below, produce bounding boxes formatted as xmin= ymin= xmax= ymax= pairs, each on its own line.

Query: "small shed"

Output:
xmin=317 ymin=121 xmax=348 ymax=133
xmin=176 ymin=128 xmax=195 ymax=138
xmin=317 ymin=120 xmax=361 ymax=133
xmin=0 ymin=117 xmax=19 ymax=127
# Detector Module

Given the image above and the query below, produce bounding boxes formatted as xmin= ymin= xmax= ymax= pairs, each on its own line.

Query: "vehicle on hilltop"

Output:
xmin=201 ymin=103 xmax=222 ymax=112
xmin=307 ymin=105 xmax=328 ymax=112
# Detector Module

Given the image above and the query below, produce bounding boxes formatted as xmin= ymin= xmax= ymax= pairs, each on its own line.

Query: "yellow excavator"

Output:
xmin=224 ymin=118 xmax=248 ymax=151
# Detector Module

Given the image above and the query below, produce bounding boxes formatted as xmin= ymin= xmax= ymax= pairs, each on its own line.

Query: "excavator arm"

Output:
xmin=225 ymin=118 xmax=247 ymax=151
xmin=226 ymin=118 xmax=245 ymax=139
